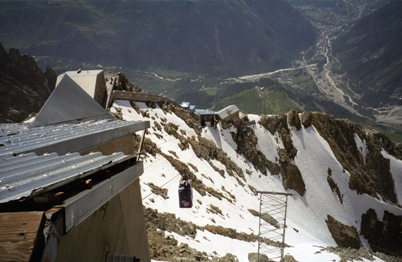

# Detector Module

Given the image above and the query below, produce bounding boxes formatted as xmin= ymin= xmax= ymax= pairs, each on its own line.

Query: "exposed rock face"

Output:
xmin=361 ymin=209 xmax=402 ymax=256
xmin=231 ymin=113 xmax=306 ymax=196
xmin=287 ymin=109 xmax=301 ymax=130
xmin=0 ymin=43 xmax=56 ymax=122
xmin=234 ymin=121 xmax=280 ymax=176
xmin=325 ymin=215 xmax=361 ymax=249
xmin=301 ymin=111 xmax=313 ymax=128
xmin=258 ymin=113 xmax=306 ymax=196
xmin=327 ymin=168 xmax=343 ymax=204
xmin=311 ymin=112 xmax=399 ymax=203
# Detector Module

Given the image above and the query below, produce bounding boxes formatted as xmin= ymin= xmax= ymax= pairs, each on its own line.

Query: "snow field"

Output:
xmin=113 ymin=100 xmax=401 ymax=261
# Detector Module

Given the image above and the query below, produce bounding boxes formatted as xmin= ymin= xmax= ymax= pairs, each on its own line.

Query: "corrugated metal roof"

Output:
xmin=194 ymin=109 xmax=216 ymax=115
xmin=0 ymin=119 xmax=150 ymax=204
xmin=0 ymin=119 xmax=149 ymax=158
xmin=0 ymin=151 xmax=132 ymax=203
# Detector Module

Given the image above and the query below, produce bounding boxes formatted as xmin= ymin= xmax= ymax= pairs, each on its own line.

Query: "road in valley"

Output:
xmin=227 ymin=1 xmax=374 ymax=118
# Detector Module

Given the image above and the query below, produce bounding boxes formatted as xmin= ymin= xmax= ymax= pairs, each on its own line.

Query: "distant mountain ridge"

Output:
xmin=332 ymin=0 xmax=402 ymax=107
xmin=0 ymin=0 xmax=317 ymax=76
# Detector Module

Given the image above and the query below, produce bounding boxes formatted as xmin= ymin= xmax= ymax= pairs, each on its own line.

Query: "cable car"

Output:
xmin=178 ymin=179 xmax=193 ymax=208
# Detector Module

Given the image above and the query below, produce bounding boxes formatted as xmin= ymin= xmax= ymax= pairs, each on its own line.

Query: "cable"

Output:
xmin=142 ymin=173 xmax=181 ymax=200
xmin=142 ymin=152 xmax=197 ymax=201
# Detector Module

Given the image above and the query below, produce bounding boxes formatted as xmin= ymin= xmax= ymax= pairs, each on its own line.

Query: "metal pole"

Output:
xmin=281 ymin=194 xmax=289 ymax=259
xmin=136 ymin=129 xmax=146 ymax=161
xmin=257 ymin=192 xmax=262 ymax=261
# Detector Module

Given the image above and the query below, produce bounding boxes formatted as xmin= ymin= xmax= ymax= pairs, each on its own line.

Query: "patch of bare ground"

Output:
xmin=248 ymin=209 xmax=280 ymax=229
xmin=144 ymin=208 xmax=286 ymax=261
xmin=325 ymin=215 xmax=361 ymax=249
xmin=147 ymin=183 xmax=168 ymax=199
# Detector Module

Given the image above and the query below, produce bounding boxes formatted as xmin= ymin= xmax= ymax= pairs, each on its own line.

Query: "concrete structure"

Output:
xmin=216 ymin=105 xmax=240 ymax=128
xmin=0 ymin=71 xmax=151 ymax=262
xmin=56 ymin=70 xmax=107 ymax=107
xmin=193 ymin=105 xmax=241 ymax=128
xmin=194 ymin=109 xmax=216 ymax=128
xmin=33 ymin=74 xmax=113 ymax=127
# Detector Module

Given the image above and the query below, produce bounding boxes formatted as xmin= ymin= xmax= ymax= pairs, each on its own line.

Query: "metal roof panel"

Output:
xmin=0 ymin=151 xmax=132 ymax=204
xmin=0 ymin=118 xmax=150 ymax=204
xmin=0 ymin=119 xmax=150 ymax=157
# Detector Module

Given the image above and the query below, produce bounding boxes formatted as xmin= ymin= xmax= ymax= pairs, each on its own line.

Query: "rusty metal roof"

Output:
xmin=0 ymin=119 xmax=150 ymax=204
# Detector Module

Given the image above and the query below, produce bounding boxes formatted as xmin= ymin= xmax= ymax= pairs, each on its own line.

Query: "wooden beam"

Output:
xmin=110 ymin=91 xmax=167 ymax=104
xmin=0 ymin=212 xmax=45 ymax=262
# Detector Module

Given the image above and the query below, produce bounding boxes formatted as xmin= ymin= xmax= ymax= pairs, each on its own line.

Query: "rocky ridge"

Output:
xmin=110 ymin=87 xmax=402 ymax=260
xmin=0 ymin=43 xmax=56 ymax=123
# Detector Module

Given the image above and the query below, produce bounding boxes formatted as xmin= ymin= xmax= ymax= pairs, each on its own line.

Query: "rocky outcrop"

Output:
xmin=311 ymin=112 xmax=399 ymax=203
xmin=234 ymin=121 xmax=280 ymax=176
xmin=301 ymin=111 xmax=313 ymax=128
xmin=325 ymin=215 xmax=361 ymax=249
xmin=258 ymin=113 xmax=306 ymax=196
xmin=0 ymin=43 xmax=56 ymax=122
xmin=287 ymin=109 xmax=301 ymax=130
xmin=327 ymin=168 xmax=343 ymax=204
xmin=361 ymin=209 xmax=402 ymax=256
xmin=248 ymin=253 xmax=269 ymax=262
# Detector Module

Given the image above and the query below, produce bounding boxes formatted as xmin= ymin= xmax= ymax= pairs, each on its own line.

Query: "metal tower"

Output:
xmin=257 ymin=191 xmax=292 ymax=262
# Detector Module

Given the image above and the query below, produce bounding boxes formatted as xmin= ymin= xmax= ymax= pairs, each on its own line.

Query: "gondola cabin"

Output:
xmin=178 ymin=180 xmax=193 ymax=208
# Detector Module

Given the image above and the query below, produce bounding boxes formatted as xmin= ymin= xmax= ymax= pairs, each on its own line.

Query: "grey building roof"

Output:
xmin=0 ymin=119 xmax=150 ymax=204
xmin=0 ymin=119 xmax=149 ymax=158
xmin=194 ymin=109 xmax=216 ymax=115
xmin=0 ymin=151 xmax=131 ymax=204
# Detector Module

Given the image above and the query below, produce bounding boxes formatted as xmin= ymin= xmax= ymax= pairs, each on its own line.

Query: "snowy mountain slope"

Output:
xmin=111 ymin=100 xmax=402 ymax=262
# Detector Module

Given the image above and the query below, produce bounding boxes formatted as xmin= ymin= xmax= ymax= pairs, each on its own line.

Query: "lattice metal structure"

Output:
xmin=257 ymin=191 xmax=292 ymax=262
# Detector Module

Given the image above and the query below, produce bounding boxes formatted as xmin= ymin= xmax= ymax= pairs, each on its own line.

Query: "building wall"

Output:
xmin=55 ymin=179 xmax=150 ymax=262
xmin=55 ymin=133 xmax=150 ymax=261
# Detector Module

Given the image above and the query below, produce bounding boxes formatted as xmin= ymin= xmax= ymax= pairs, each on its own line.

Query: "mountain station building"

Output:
xmin=0 ymin=70 xmax=151 ymax=262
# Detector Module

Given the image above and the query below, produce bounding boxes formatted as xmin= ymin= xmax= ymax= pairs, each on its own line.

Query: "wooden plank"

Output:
xmin=0 ymin=212 xmax=45 ymax=262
